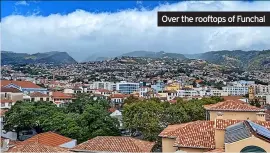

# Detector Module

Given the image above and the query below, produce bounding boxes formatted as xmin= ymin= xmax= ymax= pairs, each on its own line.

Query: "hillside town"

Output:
xmin=1 ymin=56 xmax=270 ymax=153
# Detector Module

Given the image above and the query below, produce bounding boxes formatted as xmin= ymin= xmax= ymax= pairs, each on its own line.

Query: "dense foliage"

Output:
xmin=3 ymin=94 xmax=120 ymax=143
xmin=122 ymin=97 xmax=223 ymax=142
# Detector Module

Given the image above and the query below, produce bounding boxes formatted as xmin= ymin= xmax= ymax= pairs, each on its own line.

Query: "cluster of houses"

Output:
xmin=1 ymin=97 xmax=270 ymax=152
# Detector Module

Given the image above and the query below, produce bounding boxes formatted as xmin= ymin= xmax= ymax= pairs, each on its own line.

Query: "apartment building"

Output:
xmin=210 ymin=89 xmax=228 ymax=97
xmin=222 ymin=86 xmax=249 ymax=96
xmin=222 ymin=80 xmax=255 ymax=96
xmin=116 ymin=81 xmax=139 ymax=94
xmin=91 ymin=81 xmax=115 ymax=91
xmin=253 ymin=84 xmax=270 ymax=94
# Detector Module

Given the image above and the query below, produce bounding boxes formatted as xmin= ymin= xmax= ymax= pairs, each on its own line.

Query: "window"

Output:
xmin=40 ymin=98 xmax=44 ymax=101
xmin=46 ymin=98 xmax=49 ymax=101
xmin=8 ymin=103 xmax=12 ymax=106
xmin=1 ymin=103 xmax=5 ymax=107
xmin=4 ymin=93 xmax=7 ymax=98
xmin=31 ymin=98 xmax=35 ymax=102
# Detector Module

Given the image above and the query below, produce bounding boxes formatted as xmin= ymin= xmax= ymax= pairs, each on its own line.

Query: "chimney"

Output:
xmin=214 ymin=112 xmax=225 ymax=149
xmin=256 ymin=112 xmax=266 ymax=121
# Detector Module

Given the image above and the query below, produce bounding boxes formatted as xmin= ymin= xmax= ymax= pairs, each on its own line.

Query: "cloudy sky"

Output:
xmin=1 ymin=1 xmax=270 ymax=61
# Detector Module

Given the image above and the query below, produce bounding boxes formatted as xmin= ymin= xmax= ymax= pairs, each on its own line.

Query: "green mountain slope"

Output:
xmin=121 ymin=51 xmax=187 ymax=60
xmin=185 ymin=50 xmax=270 ymax=71
xmin=1 ymin=51 xmax=77 ymax=65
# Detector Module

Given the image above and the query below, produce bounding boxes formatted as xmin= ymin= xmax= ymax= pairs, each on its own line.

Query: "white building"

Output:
xmin=139 ymin=87 xmax=153 ymax=97
xmin=222 ymin=84 xmax=249 ymax=96
xmin=253 ymin=84 xmax=270 ymax=94
xmin=116 ymin=81 xmax=139 ymax=94
xmin=91 ymin=82 xmax=116 ymax=91
xmin=210 ymin=89 xmax=229 ymax=97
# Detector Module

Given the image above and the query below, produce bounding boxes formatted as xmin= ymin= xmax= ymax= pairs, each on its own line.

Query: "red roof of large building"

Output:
xmin=203 ymin=100 xmax=264 ymax=112
xmin=72 ymin=136 xmax=155 ymax=152
xmin=52 ymin=92 xmax=73 ymax=99
xmin=0 ymin=99 xmax=14 ymax=103
xmin=0 ymin=87 xmax=22 ymax=93
xmin=159 ymin=121 xmax=215 ymax=149
xmin=20 ymin=131 xmax=73 ymax=147
xmin=7 ymin=143 xmax=70 ymax=152
xmin=96 ymin=88 xmax=111 ymax=92
xmin=29 ymin=92 xmax=49 ymax=97
xmin=111 ymin=93 xmax=126 ymax=99
xmin=1 ymin=80 xmax=41 ymax=88
xmin=159 ymin=119 xmax=270 ymax=149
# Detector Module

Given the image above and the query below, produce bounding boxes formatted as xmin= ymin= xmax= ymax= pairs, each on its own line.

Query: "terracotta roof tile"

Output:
xmin=7 ymin=143 xmax=70 ymax=152
xmin=159 ymin=121 xmax=215 ymax=149
xmin=173 ymin=121 xmax=215 ymax=149
xmin=1 ymin=80 xmax=41 ymax=88
xmin=52 ymin=92 xmax=73 ymax=99
xmin=20 ymin=131 xmax=73 ymax=147
xmin=29 ymin=92 xmax=49 ymax=97
xmin=72 ymin=136 xmax=155 ymax=152
xmin=111 ymin=93 xmax=126 ymax=99
xmin=0 ymin=99 xmax=14 ymax=103
xmin=203 ymin=100 xmax=264 ymax=112
xmin=1 ymin=87 xmax=22 ymax=93
xmin=159 ymin=119 xmax=270 ymax=149
xmin=215 ymin=119 xmax=270 ymax=130
xmin=96 ymin=88 xmax=111 ymax=92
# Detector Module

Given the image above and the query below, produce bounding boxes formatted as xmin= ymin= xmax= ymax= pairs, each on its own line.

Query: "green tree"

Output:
xmin=122 ymin=97 xmax=222 ymax=142
xmin=4 ymin=95 xmax=120 ymax=143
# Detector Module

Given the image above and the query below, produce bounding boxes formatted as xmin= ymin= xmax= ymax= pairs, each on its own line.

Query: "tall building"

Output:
xmin=91 ymin=81 xmax=115 ymax=91
xmin=116 ymin=81 xmax=139 ymax=94
xmin=249 ymin=86 xmax=255 ymax=100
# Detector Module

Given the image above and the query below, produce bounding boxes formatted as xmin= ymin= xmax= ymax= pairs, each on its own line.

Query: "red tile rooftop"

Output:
xmin=159 ymin=119 xmax=270 ymax=149
xmin=29 ymin=92 xmax=49 ymax=97
xmin=1 ymin=80 xmax=41 ymax=88
xmin=72 ymin=136 xmax=155 ymax=152
xmin=7 ymin=143 xmax=70 ymax=152
xmin=203 ymin=100 xmax=264 ymax=112
xmin=20 ymin=131 xmax=73 ymax=147
xmin=0 ymin=87 xmax=22 ymax=93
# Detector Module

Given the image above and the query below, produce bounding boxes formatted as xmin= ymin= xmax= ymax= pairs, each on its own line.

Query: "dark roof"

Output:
xmin=225 ymin=122 xmax=251 ymax=144
xmin=225 ymin=120 xmax=270 ymax=144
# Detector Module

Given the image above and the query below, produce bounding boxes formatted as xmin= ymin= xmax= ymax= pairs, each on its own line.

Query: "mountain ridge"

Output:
xmin=120 ymin=51 xmax=187 ymax=60
xmin=184 ymin=50 xmax=270 ymax=71
xmin=1 ymin=51 xmax=77 ymax=65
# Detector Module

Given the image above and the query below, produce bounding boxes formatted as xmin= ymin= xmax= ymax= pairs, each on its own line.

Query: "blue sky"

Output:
xmin=1 ymin=1 xmax=177 ymax=18
xmin=1 ymin=1 xmax=270 ymax=62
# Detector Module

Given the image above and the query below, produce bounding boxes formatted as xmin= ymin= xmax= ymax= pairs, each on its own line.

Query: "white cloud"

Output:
xmin=15 ymin=1 xmax=29 ymax=6
xmin=2 ymin=1 xmax=270 ymax=61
